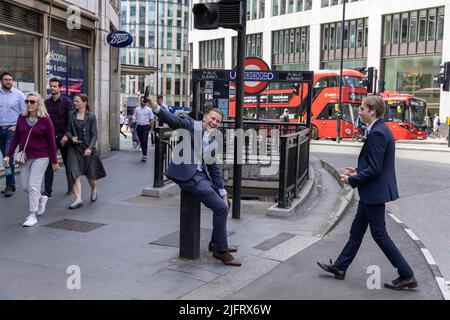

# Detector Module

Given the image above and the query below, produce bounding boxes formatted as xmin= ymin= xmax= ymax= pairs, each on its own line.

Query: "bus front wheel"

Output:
xmin=311 ymin=126 xmax=319 ymax=140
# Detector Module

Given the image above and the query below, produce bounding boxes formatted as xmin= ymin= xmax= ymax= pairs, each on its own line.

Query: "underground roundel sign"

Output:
xmin=243 ymin=57 xmax=271 ymax=94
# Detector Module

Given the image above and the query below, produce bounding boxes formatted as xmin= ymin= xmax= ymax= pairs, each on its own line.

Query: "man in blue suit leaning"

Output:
xmin=317 ymin=95 xmax=417 ymax=290
xmin=148 ymin=100 xmax=241 ymax=266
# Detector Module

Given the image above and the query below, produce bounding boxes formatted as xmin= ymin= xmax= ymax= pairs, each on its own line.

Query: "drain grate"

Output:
xmin=43 ymin=219 xmax=107 ymax=233
xmin=150 ymin=229 xmax=235 ymax=248
xmin=254 ymin=232 xmax=297 ymax=251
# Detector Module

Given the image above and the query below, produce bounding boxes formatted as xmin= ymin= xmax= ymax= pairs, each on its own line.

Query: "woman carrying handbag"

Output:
xmin=3 ymin=92 xmax=59 ymax=227
xmin=65 ymin=94 xmax=106 ymax=209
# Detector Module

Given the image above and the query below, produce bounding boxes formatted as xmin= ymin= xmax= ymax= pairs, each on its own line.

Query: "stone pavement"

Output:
xmin=0 ymin=135 xmax=443 ymax=299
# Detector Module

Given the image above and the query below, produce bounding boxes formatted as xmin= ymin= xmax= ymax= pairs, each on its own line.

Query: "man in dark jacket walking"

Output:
xmin=317 ymin=95 xmax=417 ymax=290
xmin=43 ymin=77 xmax=74 ymax=197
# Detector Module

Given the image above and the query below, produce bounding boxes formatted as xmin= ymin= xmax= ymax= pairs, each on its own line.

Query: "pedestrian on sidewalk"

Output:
xmin=130 ymin=113 xmax=140 ymax=148
xmin=119 ymin=112 xmax=127 ymax=139
xmin=148 ymin=100 xmax=240 ymax=267
xmin=156 ymin=94 xmax=169 ymax=127
xmin=134 ymin=96 xmax=155 ymax=162
xmin=433 ymin=113 xmax=441 ymax=138
xmin=65 ymin=94 xmax=106 ymax=209
xmin=43 ymin=77 xmax=74 ymax=198
xmin=3 ymin=92 xmax=59 ymax=227
xmin=0 ymin=72 xmax=26 ymax=198
xmin=317 ymin=95 xmax=417 ymax=290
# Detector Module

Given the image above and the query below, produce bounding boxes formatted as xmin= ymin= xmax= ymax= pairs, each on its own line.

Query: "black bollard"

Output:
xmin=179 ymin=190 xmax=201 ymax=259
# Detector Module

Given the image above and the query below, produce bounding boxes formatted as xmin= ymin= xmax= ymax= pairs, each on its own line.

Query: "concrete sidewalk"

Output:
xmin=0 ymin=136 xmax=443 ymax=299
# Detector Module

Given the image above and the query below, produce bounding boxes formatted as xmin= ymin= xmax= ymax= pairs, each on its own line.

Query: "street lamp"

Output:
xmin=337 ymin=0 xmax=346 ymax=144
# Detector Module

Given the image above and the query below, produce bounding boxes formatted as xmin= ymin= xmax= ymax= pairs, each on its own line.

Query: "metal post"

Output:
xmin=153 ymin=128 xmax=164 ymax=188
xmin=179 ymin=191 xmax=201 ymax=259
xmin=374 ymin=68 xmax=378 ymax=94
xmin=256 ymin=94 xmax=261 ymax=119
xmin=232 ymin=0 xmax=246 ymax=220
xmin=155 ymin=0 xmax=159 ymax=97
xmin=193 ymin=80 xmax=201 ymax=120
xmin=337 ymin=0 xmax=346 ymax=144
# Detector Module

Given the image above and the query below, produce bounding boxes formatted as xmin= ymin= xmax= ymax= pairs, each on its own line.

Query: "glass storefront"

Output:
xmin=46 ymin=40 xmax=89 ymax=99
xmin=0 ymin=27 xmax=39 ymax=93
xmin=384 ymin=55 xmax=441 ymax=104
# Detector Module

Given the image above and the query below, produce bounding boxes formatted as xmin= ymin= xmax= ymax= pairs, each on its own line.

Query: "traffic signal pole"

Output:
xmin=337 ymin=0 xmax=346 ymax=144
xmin=232 ymin=0 xmax=246 ymax=220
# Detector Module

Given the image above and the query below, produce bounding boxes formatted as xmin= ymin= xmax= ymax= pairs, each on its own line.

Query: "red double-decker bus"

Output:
xmin=228 ymin=69 xmax=368 ymax=139
xmin=380 ymin=91 xmax=428 ymax=140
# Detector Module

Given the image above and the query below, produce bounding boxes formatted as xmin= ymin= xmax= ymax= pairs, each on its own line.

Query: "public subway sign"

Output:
xmin=107 ymin=31 xmax=134 ymax=48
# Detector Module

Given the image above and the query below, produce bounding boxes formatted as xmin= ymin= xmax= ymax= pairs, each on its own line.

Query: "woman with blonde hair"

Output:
xmin=3 ymin=92 xmax=59 ymax=227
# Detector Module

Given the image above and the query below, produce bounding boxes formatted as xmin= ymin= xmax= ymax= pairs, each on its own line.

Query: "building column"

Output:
xmin=262 ymin=29 xmax=272 ymax=67
xmin=192 ymin=38 xmax=200 ymax=69
xmin=439 ymin=4 xmax=450 ymax=120
xmin=367 ymin=14 xmax=382 ymax=73
xmin=224 ymin=35 xmax=233 ymax=69
xmin=309 ymin=23 xmax=321 ymax=71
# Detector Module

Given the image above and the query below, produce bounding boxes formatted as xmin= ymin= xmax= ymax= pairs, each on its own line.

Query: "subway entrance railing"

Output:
xmin=152 ymin=120 xmax=310 ymax=208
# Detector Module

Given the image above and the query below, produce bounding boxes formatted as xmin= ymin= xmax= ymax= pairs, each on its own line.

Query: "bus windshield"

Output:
xmin=409 ymin=99 xmax=427 ymax=128
xmin=344 ymin=76 xmax=366 ymax=88
xmin=384 ymin=101 xmax=407 ymax=123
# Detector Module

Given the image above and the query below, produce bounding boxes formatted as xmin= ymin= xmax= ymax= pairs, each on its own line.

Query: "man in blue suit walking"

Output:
xmin=148 ymin=100 xmax=241 ymax=266
xmin=317 ymin=95 xmax=417 ymax=290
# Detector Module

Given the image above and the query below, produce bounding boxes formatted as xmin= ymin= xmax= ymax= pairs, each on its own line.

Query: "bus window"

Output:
xmin=344 ymin=76 xmax=366 ymax=88
xmin=409 ymin=99 xmax=427 ymax=128
xmin=317 ymin=104 xmax=337 ymax=120
xmin=314 ymin=76 xmax=340 ymax=89
xmin=384 ymin=101 xmax=407 ymax=123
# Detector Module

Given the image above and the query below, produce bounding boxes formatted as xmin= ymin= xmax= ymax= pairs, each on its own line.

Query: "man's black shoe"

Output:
xmin=66 ymin=190 xmax=74 ymax=195
xmin=1 ymin=185 xmax=16 ymax=194
xmin=317 ymin=260 xmax=346 ymax=280
xmin=3 ymin=185 xmax=14 ymax=198
xmin=384 ymin=276 xmax=418 ymax=290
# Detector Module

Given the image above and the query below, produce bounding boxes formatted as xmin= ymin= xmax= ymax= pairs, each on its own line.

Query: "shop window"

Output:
xmin=47 ymin=40 xmax=88 ymax=99
xmin=0 ymin=28 xmax=38 ymax=93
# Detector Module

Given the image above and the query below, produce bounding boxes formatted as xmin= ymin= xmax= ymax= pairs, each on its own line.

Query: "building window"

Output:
xmin=47 ymin=40 xmax=88 ymax=99
xmin=199 ymin=39 xmax=224 ymax=69
xmin=0 ymin=28 xmax=39 ymax=93
xmin=382 ymin=7 xmax=444 ymax=55
xmin=232 ymin=33 xmax=263 ymax=67
xmin=272 ymin=26 xmax=309 ymax=69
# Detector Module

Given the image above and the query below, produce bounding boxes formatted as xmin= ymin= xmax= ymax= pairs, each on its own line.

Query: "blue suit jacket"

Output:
xmin=155 ymin=108 xmax=225 ymax=191
xmin=348 ymin=119 xmax=399 ymax=205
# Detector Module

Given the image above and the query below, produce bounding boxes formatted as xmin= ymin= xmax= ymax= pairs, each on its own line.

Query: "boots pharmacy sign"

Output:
xmin=107 ymin=31 xmax=134 ymax=48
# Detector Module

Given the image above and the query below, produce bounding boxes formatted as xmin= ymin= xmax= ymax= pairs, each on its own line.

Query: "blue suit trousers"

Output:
xmin=178 ymin=171 xmax=229 ymax=252
xmin=334 ymin=201 xmax=414 ymax=280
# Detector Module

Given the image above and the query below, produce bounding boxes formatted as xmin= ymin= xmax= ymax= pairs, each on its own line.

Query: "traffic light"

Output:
xmin=293 ymin=83 xmax=299 ymax=95
xmin=192 ymin=1 xmax=244 ymax=31
xmin=366 ymin=67 xmax=374 ymax=93
xmin=438 ymin=62 xmax=450 ymax=92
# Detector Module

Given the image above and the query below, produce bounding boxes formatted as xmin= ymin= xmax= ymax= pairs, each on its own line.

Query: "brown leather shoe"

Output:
xmin=384 ymin=276 xmax=418 ymax=290
xmin=213 ymin=250 xmax=241 ymax=266
xmin=208 ymin=241 xmax=237 ymax=253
